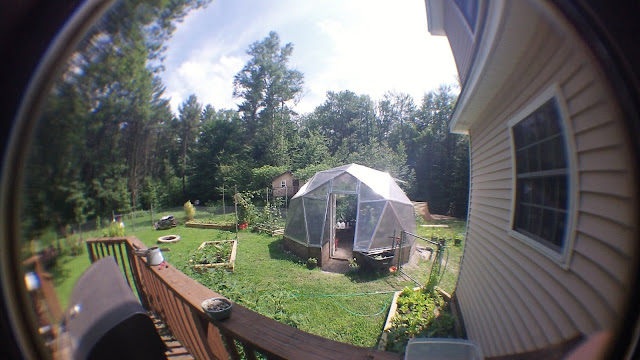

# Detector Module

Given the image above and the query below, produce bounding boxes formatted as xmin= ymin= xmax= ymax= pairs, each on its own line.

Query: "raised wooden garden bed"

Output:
xmin=190 ymin=240 xmax=238 ymax=272
xmin=185 ymin=221 xmax=236 ymax=231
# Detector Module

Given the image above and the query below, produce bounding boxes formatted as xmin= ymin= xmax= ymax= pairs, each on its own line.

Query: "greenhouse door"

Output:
xmin=330 ymin=193 xmax=356 ymax=260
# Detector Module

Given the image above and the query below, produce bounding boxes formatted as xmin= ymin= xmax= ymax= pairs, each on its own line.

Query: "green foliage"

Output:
xmin=184 ymin=200 xmax=196 ymax=221
xmin=63 ymin=234 xmax=85 ymax=257
xmin=254 ymin=199 xmax=284 ymax=231
xmin=140 ymin=177 xmax=160 ymax=210
xmin=235 ymin=192 xmax=258 ymax=224
xmin=293 ymin=163 xmax=331 ymax=182
xmin=251 ymin=165 xmax=288 ymax=190
xmin=190 ymin=241 xmax=233 ymax=265
xmin=385 ymin=288 xmax=456 ymax=353
xmin=38 ymin=227 xmax=59 ymax=249
xmin=103 ymin=220 xmax=126 ymax=237
xmin=233 ymin=31 xmax=304 ymax=166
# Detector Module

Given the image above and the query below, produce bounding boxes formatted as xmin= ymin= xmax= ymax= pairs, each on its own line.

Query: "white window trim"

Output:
xmin=507 ymin=84 xmax=578 ymax=269
xmin=281 ymin=180 xmax=286 ymax=188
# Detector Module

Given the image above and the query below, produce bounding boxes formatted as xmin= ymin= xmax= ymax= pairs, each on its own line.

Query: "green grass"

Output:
xmin=406 ymin=217 xmax=467 ymax=295
xmin=49 ymin=208 xmax=466 ymax=348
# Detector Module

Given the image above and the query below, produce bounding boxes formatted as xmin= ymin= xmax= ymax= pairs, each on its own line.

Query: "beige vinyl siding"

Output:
xmin=455 ymin=1 xmax=637 ymax=357
xmin=441 ymin=0 xmax=477 ymax=83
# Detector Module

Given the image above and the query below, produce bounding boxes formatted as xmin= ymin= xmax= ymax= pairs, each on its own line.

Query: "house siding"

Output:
xmin=455 ymin=1 xmax=637 ymax=357
xmin=441 ymin=0 xmax=479 ymax=83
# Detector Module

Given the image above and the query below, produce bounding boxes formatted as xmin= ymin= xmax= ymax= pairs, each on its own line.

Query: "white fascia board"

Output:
xmin=449 ymin=1 xmax=541 ymax=134
xmin=449 ymin=0 xmax=507 ymax=134
xmin=426 ymin=0 xmax=446 ymax=36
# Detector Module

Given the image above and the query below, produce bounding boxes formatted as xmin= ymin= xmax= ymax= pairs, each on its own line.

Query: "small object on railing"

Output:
xmin=157 ymin=260 xmax=168 ymax=270
xmin=201 ymin=297 xmax=232 ymax=320
xmin=133 ymin=246 xmax=165 ymax=266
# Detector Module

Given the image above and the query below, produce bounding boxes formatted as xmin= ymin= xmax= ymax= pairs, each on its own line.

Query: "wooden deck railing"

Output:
xmin=86 ymin=237 xmax=402 ymax=360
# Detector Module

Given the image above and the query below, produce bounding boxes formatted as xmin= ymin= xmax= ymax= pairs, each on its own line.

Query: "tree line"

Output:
xmin=21 ymin=1 xmax=468 ymax=238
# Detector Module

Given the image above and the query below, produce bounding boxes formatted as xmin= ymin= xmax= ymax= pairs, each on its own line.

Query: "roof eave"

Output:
xmin=448 ymin=1 xmax=541 ymax=135
xmin=425 ymin=0 xmax=446 ymax=36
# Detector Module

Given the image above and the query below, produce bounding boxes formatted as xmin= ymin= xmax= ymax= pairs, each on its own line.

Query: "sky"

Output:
xmin=160 ymin=0 xmax=458 ymax=115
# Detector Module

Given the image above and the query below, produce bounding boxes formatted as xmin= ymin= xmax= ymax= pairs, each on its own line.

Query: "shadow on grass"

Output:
xmin=47 ymin=255 xmax=73 ymax=286
xmin=345 ymin=267 xmax=394 ymax=283
xmin=267 ymin=238 xmax=304 ymax=265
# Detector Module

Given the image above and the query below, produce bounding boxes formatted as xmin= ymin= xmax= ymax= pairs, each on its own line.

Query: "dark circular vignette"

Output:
xmin=0 ymin=1 xmax=639 ymax=359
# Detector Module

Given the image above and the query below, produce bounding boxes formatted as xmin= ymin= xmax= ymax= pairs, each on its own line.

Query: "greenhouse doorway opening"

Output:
xmin=330 ymin=193 xmax=357 ymax=260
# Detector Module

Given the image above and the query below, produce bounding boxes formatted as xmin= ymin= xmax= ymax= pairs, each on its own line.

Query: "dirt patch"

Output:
xmin=430 ymin=214 xmax=457 ymax=220
xmin=412 ymin=202 xmax=434 ymax=221
xmin=321 ymin=258 xmax=351 ymax=274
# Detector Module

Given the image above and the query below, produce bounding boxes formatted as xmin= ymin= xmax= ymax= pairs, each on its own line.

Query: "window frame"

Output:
xmin=507 ymin=84 xmax=578 ymax=268
xmin=281 ymin=180 xmax=286 ymax=188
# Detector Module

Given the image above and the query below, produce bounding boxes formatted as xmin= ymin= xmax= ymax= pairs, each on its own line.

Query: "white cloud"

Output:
xmin=164 ymin=53 xmax=246 ymax=112
xmin=161 ymin=0 xmax=458 ymax=116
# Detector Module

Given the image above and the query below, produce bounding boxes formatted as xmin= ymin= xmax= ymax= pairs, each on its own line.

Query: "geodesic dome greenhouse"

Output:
xmin=283 ymin=164 xmax=416 ymax=252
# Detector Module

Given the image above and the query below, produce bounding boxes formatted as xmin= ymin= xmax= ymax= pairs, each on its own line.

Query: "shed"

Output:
xmin=271 ymin=171 xmax=301 ymax=199
xmin=282 ymin=164 xmax=416 ymax=267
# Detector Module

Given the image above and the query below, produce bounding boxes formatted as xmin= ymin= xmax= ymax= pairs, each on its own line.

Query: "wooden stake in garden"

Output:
xmin=234 ymin=185 xmax=238 ymax=239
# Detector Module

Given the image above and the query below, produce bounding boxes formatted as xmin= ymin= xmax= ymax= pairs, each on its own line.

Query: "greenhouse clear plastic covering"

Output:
xmin=284 ymin=164 xmax=416 ymax=252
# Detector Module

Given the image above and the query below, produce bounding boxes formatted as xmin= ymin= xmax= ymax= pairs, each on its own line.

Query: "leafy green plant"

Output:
xmin=385 ymin=287 xmax=456 ymax=353
xmin=236 ymin=192 xmax=258 ymax=224
xmin=190 ymin=242 xmax=233 ymax=265
xmin=63 ymin=234 xmax=85 ymax=256
xmin=103 ymin=220 xmax=125 ymax=237
xmin=184 ymin=200 xmax=196 ymax=221
xmin=254 ymin=199 xmax=284 ymax=231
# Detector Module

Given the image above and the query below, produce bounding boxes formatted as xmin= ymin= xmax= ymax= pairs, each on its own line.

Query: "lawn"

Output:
xmin=50 ymin=207 xmax=466 ymax=348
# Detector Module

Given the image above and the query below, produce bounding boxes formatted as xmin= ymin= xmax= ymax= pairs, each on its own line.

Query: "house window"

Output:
xmin=281 ymin=180 xmax=286 ymax=188
xmin=511 ymin=98 xmax=569 ymax=254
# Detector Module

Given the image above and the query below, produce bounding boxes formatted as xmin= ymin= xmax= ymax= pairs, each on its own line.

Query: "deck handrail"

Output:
xmin=86 ymin=237 xmax=402 ymax=360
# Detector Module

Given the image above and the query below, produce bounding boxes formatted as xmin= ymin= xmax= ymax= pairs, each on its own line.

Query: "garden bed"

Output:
xmin=185 ymin=221 xmax=236 ymax=231
xmin=379 ymin=286 xmax=458 ymax=353
xmin=190 ymin=240 xmax=238 ymax=272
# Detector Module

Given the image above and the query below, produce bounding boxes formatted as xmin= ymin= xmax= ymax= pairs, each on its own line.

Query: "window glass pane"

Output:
xmin=532 ymin=178 xmax=545 ymax=205
xmin=552 ymin=136 xmax=567 ymax=169
xmin=518 ymin=179 xmax=533 ymax=204
xmin=541 ymin=209 xmax=555 ymax=242
xmin=354 ymin=201 xmax=385 ymax=251
xmin=331 ymin=172 xmax=357 ymax=193
xmin=516 ymin=149 xmax=528 ymax=174
xmin=527 ymin=146 xmax=540 ymax=172
xmin=544 ymin=177 xmax=558 ymax=207
xmin=554 ymin=212 xmax=567 ymax=248
xmin=512 ymin=96 xmax=569 ymax=254
xmin=303 ymin=197 xmax=327 ymax=246
xmin=515 ymin=204 xmax=529 ymax=231
xmin=369 ymin=204 xmax=401 ymax=250
xmin=284 ymin=199 xmax=307 ymax=244
xmin=529 ymin=207 xmax=543 ymax=238
xmin=544 ymin=99 xmax=562 ymax=134
xmin=557 ymin=175 xmax=568 ymax=210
